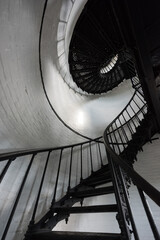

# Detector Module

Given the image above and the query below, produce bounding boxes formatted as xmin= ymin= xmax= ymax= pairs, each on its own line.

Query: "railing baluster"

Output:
xmin=0 ymin=158 xmax=15 ymax=183
xmin=30 ymin=151 xmax=51 ymax=225
xmin=89 ymin=142 xmax=94 ymax=173
xmin=107 ymin=152 xmax=131 ymax=239
xmin=118 ymin=167 xmax=140 ymax=240
xmin=126 ymin=108 xmax=137 ymax=130
xmin=80 ymin=144 xmax=83 ymax=181
xmin=98 ymin=142 xmax=103 ymax=167
xmin=129 ymin=103 xmax=142 ymax=123
xmin=122 ymin=112 xmax=133 ymax=137
xmin=68 ymin=147 xmax=73 ymax=192
xmin=137 ymin=188 xmax=160 ymax=240
xmin=1 ymin=154 xmax=36 ymax=240
xmin=114 ymin=121 xmax=125 ymax=153
xmin=118 ymin=117 xmax=129 ymax=143
xmin=51 ymin=149 xmax=63 ymax=206
xmin=111 ymin=125 xmax=121 ymax=155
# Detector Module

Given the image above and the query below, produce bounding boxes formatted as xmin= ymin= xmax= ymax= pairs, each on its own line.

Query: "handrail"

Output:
xmin=105 ymin=89 xmax=148 ymax=158
xmin=0 ymin=136 xmax=106 ymax=239
xmin=0 ymin=137 xmax=103 ymax=162
xmin=104 ymin=132 xmax=160 ymax=206
xmin=103 ymin=87 xmax=160 ymax=206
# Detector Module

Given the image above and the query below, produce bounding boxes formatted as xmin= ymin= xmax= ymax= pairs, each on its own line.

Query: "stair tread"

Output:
xmin=54 ymin=204 xmax=118 ymax=213
xmin=31 ymin=231 xmax=121 ymax=240
xmin=71 ymin=186 xmax=114 ymax=198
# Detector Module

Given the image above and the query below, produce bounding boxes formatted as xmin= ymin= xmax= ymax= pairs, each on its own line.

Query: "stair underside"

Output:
xmin=70 ymin=186 xmax=114 ymax=198
xmin=54 ymin=204 xmax=118 ymax=214
xmin=31 ymin=231 xmax=121 ymax=240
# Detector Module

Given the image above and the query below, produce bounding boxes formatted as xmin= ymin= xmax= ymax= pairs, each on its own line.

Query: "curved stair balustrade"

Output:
xmin=103 ymin=87 xmax=160 ymax=239
xmin=68 ymin=0 xmax=137 ymax=95
xmin=0 ymin=136 xmax=141 ymax=240
xmin=104 ymin=89 xmax=148 ymax=165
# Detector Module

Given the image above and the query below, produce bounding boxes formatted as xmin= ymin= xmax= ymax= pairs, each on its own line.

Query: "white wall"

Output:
xmin=0 ymin=0 xmax=87 ymax=151
xmin=42 ymin=0 xmax=134 ymax=139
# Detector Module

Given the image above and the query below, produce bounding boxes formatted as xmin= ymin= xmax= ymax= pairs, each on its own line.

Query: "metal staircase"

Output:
xmin=0 ymin=0 xmax=160 ymax=239
xmin=0 ymin=84 xmax=160 ymax=239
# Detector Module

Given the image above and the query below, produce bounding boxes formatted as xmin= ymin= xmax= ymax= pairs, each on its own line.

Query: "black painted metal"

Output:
xmin=98 ymin=142 xmax=103 ymax=167
xmin=89 ymin=142 xmax=94 ymax=173
xmin=80 ymin=144 xmax=83 ymax=181
xmin=30 ymin=231 xmax=122 ymax=240
xmin=137 ymin=188 xmax=160 ymax=240
xmin=107 ymin=153 xmax=131 ymax=239
xmin=71 ymin=186 xmax=114 ymax=198
xmin=68 ymin=0 xmax=130 ymax=94
xmin=0 ymin=158 xmax=15 ymax=183
xmin=30 ymin=151 xmax=51 ymax=224
xmin=51 ymin=149 xmax=63 ymax=206
xmin=118 ymin=168 xmax=140 ymax=240
xmin=54 ymin=204 xmax=118 ymax=214
xmin=68 ymin=147 xmax=73 ymax=192
xmin=2 ymin=154 xmax=36 ymax=240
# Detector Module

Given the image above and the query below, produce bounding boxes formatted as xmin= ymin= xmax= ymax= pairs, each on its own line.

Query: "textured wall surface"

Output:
xmin=0 ymin=0 xmax=86 ymax=150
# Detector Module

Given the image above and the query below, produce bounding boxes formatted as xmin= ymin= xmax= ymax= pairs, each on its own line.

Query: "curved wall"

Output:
xmin=0 ymin=0 xmax=133 ymax=150
xmin=41 ymin=0 xmax=134 ymax=139
xmin=0 ymin=0 xmax=86 ymax=150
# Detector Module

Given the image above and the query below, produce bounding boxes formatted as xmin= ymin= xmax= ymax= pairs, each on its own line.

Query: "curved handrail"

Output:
xmin=0 ymin=137 xmax=103 ymax=162
xmin=103 ymin=88 xmax=160 ymax=206
xmin=105 ymin=89 xmax=147 ymax=156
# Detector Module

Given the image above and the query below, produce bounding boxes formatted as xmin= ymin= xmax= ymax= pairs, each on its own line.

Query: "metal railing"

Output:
xmin=0 ymin=137 xmax=107 ymax=240
xmin=104 ymin=86 xmax=160 ymax=239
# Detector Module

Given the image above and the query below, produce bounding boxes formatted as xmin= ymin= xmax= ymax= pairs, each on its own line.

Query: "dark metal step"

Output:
xmin=54 ymin=204 xmax=118 ymax=214
xmin=70 ymin=186 xmax=114 ymax=198
xmin=31 ymin=231 xmax=122 ymax=240
xmin=84 ymin=174 xmax=112 ymax=187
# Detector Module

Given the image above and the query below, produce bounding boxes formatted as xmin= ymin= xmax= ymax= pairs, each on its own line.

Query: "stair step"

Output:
xmin=71 ymin=186 xmax=114 ymax=198
xmin=54 ymin=204 xmax=118 ymax=214
xmin=31 ymin=231 xmax=121 ymax=240
xmin=85 ymin=175 xmax=112 ymax=186
xmin=85 ymin=164 xmax=110 ymax=178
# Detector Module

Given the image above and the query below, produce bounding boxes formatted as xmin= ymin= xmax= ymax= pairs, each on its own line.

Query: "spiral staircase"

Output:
xmin=0 ymin=0 xmax=160 ymax=240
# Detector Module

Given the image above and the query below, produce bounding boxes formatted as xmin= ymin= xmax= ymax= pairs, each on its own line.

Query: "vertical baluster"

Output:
xmin=30 ymin=151 xmax=51 ymax=225
xmin=51 ymin=149 xmax=63 ymax=206
xmin=80 ymin=144 xmax=83 ymax=182
xmin=125 ymin=111 xmax=134 ymax=135
xmin=135 ymin=92 xmax=146 ymax=104
xmin=98 ymin=142 xmax=103 ymax=167
xmin=126 ymin=108 xmax=137 ymax=130
xmin=137 ymin=188 xmax=160 ymax=240
xmin=133 ymin=98 xmax=146 ymax=115
xmin=122 ymin=112 xmax=133 ymax=137
xmin=107 ymin=127 xmax=116 ymax=151
xmin=68 ymin=147 xmax=73 ymax=193
xmin=118 ymin=117 xmax=129 ymax=144
xmin=111 ymin=125 xmax=121 ymax=155
xmin=0 ymin=157 xmax=15 ymax=183
xmin=114 ymin=121 xmax=125 ymax=153
xmin=89 ymin=142 xmax=94 ymax=173
xmin=1 ymin=154 xmax=36 ymax=240
xmin=118 ymin=168 xmax=140 ymax=240
xmin=108 ymin=127 xmax=117 ymax=153
xmin=129 ymin=103 xmax=141 ymax=123
xmin=107 ymin=152 xmax=131 ymax=239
